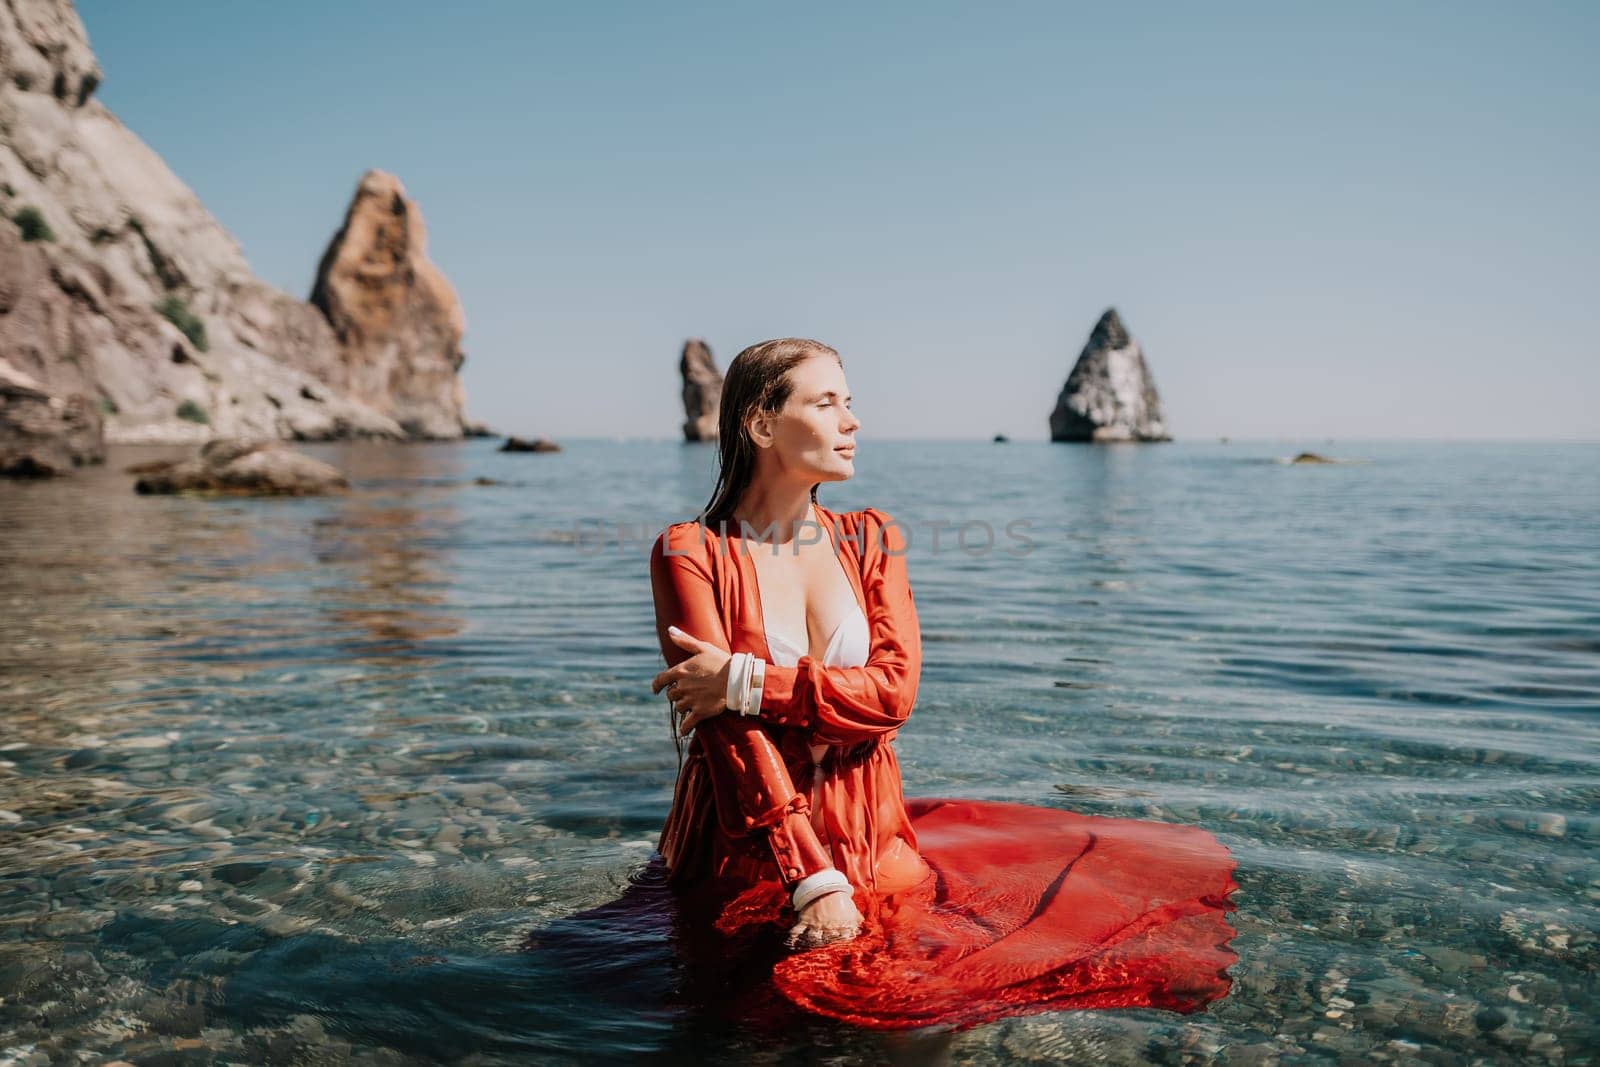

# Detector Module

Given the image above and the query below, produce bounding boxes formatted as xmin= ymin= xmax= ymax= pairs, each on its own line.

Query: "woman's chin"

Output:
xmin=810 ymin=457 xmax=854 ymax=481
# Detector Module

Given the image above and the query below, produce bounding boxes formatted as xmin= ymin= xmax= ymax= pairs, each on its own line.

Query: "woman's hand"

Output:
xmin=786 ymin=890 xmax=863 ymax=950
xmin=650 ymin=626 xmax=732 ymax=736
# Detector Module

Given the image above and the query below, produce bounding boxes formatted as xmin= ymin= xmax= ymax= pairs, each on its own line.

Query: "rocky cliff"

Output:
xmin=680 ymin=337 xmax=721 ymax=441
xmin=1049 ymin=308 xmax=1171 ymax=442
xmin=0 ymin=0 xmax=473 ymax=467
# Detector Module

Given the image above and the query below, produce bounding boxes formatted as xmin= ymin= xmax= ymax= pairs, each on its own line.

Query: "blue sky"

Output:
xmin=78 ymin=1 xmax=1598 ymax=441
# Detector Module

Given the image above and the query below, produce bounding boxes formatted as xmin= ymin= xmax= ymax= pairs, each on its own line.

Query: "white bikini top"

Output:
xmin=767 ymin=603 xmax=870 ymax=766
xmin=764 ymin=602 xmax=869 ymax=669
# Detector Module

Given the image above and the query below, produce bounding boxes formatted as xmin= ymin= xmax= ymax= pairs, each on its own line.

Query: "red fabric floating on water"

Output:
xmin=716 ymin=797 xmax=1238 ymax=1031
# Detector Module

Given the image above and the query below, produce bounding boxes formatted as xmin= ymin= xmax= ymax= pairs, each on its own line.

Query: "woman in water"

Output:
xmin=648 ymin=338 xmax=1237 ymax=1029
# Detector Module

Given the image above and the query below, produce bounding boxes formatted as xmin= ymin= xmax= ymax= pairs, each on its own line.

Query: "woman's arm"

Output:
xmin=649 ymin=526 xmax=832 ymax=888
xmin=756 ymin=509 xmax=922 ymax=746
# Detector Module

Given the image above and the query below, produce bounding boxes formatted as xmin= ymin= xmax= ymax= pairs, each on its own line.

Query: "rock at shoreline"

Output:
xmin=499 ymin=436 xmax=561 ymax=453
xmin=680 ymin=339 xmax=721 ymax=442
xmin=133 ymin=439 xmax=348 ymax=496
xmin=1291 ymin=452 xmax=1336 ymax=464
xmin=0 ymin=357 xmax=104 ymax=476
xmin=309 ymin=170 xmax=469 ymax=440
xmin=0 ymin=0 xmax=474 ymax=451
xmin=1048 ymin=309 xmax=1171 ymax=443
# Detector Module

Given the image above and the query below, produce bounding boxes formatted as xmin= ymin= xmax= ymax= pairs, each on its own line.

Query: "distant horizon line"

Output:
xmin=470 ymin=434 xmax=1600 ymax=446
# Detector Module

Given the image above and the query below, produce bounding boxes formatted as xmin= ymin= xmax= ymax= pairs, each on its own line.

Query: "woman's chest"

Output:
xmin=749 ymin=540 xmax=859 ymax=654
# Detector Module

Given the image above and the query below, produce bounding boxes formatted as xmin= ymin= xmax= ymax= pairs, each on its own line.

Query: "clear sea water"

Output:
xmin=1 ymin=439 xmax=1595 ymax=1065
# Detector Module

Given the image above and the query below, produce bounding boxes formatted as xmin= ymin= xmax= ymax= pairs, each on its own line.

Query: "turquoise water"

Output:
xmin=1 ymin=439 xmax=1596 ymax=1064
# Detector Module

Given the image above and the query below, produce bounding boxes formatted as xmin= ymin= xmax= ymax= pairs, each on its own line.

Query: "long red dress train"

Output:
xmin=649 ymin=505 xmax=1237 ymax=1031
xmin=752 ymin=798 xmax=1235 ymax=1029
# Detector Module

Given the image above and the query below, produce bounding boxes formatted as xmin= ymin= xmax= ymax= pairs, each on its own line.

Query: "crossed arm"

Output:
xmin=649 ymin=531 xmax=832 ymax=889
xmin=647 ymin=510 xmax=923 ymax=889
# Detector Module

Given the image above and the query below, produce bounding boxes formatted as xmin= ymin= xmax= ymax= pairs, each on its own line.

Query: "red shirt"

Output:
xmin=649 ymin=505 xmax=924 ymax=897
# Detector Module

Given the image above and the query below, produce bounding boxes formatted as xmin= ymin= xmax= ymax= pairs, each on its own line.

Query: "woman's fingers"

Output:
xmin=686 ymin=700 xmax=731 ymax=735
xmin=666 ymin=626 xmax=704 ymax=651
xmin=784 ymin=920 xmax=862 ymax=951
xmin=678 ymin=703 xmax=717 ymax=736
xmin=650 ymin=665 xmax=691 ymax=695
xmin=650 ymin=634 xmax=711 ymax=693
xmin=651 ymin=639 xmax=734 ymax=729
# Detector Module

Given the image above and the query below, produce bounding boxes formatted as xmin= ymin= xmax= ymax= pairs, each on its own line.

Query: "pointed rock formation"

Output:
xmin=680 ymin=338 xmax=721 ymax=441
xmin=0 ymin=0 xmax=473 ymax=472
xmin=309 ymin=170 xmax=468 ymax=439
xmin=1049 ymin=309 xmax=1171 ymax=442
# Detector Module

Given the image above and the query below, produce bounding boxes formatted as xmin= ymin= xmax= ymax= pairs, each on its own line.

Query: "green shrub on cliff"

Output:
xmin=155 ymin=295 xmax=209 ymax=352
xmin=12 ymin=205 xmax=54 ymax=242
xmin=175 ymin=399 xmax=210 ymax=425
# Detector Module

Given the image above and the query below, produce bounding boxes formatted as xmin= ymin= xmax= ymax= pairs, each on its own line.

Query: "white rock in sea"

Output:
xmin=1049 ymin=308 xmax=1171 ymax=442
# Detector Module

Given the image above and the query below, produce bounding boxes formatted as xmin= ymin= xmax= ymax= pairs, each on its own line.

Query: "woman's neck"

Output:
xmin=731 ymin=482 xmax=816 ymax=545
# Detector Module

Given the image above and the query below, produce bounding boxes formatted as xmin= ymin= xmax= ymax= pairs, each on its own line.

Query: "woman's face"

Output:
xmin=752 ymin=354 xmax=860 ymax=482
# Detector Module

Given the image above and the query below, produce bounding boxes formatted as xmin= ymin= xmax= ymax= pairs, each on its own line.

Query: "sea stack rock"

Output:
xmin=309 ymin=170 xmax=468 ymax=439
xmin=1048 ymin=309 xmax=1171 ymax=443
xmin=0 ymin=0 xmax=473 ymax=451
xmin=680 ymin=338 xmax=721 ymax=441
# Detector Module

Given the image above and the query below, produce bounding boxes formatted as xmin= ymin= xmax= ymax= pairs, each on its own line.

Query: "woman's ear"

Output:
xmin=747 ymin=411 xmax=774 ymax=449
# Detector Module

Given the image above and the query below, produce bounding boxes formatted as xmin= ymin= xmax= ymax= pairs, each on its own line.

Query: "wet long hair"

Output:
xmin=697 ymin=338 xmax=842 ymax=528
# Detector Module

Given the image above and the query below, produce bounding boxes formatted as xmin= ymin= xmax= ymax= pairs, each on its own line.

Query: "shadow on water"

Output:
xmin=185 ymin=860 xmax=948 ymax=1065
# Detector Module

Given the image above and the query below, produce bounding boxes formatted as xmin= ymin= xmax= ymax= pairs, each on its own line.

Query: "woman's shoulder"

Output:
xmin=818 ymin=504 xmax=908 ymax=556
xmin=819 ymin=503 xmax=897 ymax=530
xmin=652 ymin=518 xmax=715 ymax=559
